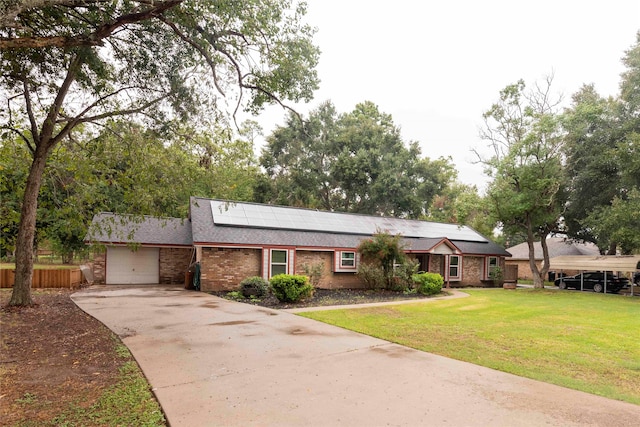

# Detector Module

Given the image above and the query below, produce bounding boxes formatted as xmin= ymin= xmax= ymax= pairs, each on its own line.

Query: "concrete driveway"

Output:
xmin=71 ymin=286 xmax=640 ymax=427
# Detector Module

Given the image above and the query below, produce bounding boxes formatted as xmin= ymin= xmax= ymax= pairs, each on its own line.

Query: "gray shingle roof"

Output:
xmin=190 ymin=197 xmax=510 ymax=256
xmin=506 ymin=237 xmax=599 ymax=260
xmin=86 ymin=213 xmax=192 ymax=246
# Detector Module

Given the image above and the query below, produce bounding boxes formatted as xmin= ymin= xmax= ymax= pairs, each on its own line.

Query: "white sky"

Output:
xmin=253 ymin=0 xmax=640 ymax=189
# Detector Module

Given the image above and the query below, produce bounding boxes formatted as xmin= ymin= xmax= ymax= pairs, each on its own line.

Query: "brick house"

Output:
xmin=87 ymin=197 xmax=511 ymax=290
xmin=505 ymin=237 xmax=600 ymax=280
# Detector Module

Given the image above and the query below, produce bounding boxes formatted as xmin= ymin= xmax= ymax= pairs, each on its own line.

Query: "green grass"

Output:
xmin=15 ymin=342 xmax=166 ymax=427
xmin=300 ymin=289 xmax=640 ymax=405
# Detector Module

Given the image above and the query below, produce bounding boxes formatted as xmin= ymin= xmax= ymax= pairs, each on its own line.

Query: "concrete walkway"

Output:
xmin=72 ymin=286 xmax=640 ymax=427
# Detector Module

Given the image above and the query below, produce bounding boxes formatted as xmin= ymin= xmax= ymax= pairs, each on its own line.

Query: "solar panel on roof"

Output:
xmin=210 ymin=200 xmax=487 ymax=242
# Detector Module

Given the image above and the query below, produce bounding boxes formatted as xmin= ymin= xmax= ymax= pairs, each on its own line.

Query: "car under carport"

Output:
xmin=549 ymin=255 xmax=640 ymax=296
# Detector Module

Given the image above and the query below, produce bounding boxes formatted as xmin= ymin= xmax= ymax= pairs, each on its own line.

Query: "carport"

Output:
xmin=549 ymin=255 xmax=640 ymax=296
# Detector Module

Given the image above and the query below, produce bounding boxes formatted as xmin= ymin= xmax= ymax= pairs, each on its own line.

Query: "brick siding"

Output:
xmin=159 ymin=247 xmax=192 ymax=285
xmin=199 ymin=247 xmax=262 ymax=291
xmin=93 ymin=251 xmax=106 ymax=284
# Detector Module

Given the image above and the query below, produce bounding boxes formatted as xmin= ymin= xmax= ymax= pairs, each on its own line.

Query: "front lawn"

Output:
xmin=300 ymin=289 xmax=640 ymax=405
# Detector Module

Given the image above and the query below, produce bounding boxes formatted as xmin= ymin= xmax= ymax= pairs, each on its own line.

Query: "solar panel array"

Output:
xmin=210 ymin=200 xmax=486 ymax=242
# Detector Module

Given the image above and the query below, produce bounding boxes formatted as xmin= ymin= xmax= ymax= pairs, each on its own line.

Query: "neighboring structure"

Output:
xmin=87 ymin=197 xmax=511 ymax=291
xmin=505 ymin=237 xmax=600 ymax=280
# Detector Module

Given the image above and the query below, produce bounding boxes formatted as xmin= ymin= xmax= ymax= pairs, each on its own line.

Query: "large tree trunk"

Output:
xmin=9 ymin=144 xmax=51 ymax=306
xmin=525 ymin=219 xmax=546 ymax=289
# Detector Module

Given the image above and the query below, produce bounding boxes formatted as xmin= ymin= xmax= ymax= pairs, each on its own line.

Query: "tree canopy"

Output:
xmin=258 ymin=100 xmax=456 ymax=218
xmin=1 ymin=0 xmax=320 ymax=305
xmin=480 ymin=77 xmax=566 ymax=288
xmin=562 ymin=32 xmax=640 ymax=255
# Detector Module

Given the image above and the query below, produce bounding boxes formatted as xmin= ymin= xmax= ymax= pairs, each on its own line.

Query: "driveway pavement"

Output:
xmin=71 ymin=285 xmax=640 ymax=427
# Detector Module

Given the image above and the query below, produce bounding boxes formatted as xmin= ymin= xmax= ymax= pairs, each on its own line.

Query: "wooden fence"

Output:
xmin=0 ymin=269 xmax=83 ymax=289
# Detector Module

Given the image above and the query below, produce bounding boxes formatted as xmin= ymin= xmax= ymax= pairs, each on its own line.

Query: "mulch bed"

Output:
xmin=211 ymin=287 xmax=446 ymax=309
xmin=0 ymin=288 xmax=124 ymax=426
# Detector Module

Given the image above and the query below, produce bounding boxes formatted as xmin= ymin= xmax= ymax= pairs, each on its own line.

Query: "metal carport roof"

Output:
xmin=549 ymin=255 xmax=640 ymax=296
xmin=549 ymin=255 xmax=640 ymax=272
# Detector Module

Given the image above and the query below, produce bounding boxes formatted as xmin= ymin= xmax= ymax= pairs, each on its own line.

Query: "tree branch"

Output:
xmin=157 ymin=16 xmax=226 ymax=97
xmin=0 ymin=0 xmax=184 ymax=50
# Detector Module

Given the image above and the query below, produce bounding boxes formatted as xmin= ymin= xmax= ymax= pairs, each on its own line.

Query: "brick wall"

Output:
xmin=93 ymin=251 xmax=106 ymax=284
xmin=458 ymin=256 xmax=484 ymax=287
xmin=199 ymin=247 xmax=262 ymax=291
xmin=159 ymin=247 xmax=192 ymax=285
xmin=294 ymin=250 xmax=365 ymax=289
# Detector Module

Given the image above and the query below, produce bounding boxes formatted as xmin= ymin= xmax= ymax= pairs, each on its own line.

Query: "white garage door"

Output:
xmin=106 ymin=247 xmax=159 ymax=284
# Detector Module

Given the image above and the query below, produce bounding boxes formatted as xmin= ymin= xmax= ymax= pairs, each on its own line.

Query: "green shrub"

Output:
xmin=302 ymin=262 xmax=324 ymax=287
xmin=270 ymin=274 xmax=314 ymax=303
xmin=391 ymin=259 xmax=420 ymax=292
xmin=240 ymin=276 xmax=269 ymax=298
xmin=356 ymin=263 xmax=387 ymax=290
xmin=412 ymin=272 xmax=444 ymax=295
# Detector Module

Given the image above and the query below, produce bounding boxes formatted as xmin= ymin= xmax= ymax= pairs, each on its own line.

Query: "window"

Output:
xmin=487 ymin=256 xmax=498 ymax=279
xmin=271 ymin=250 xmax=288 ymax=276
xmin=334 ymin=250 xmax=358 ymax=272
xmin=448 ymin=255 xmax=461 ymax=280
xmin=341 ymin=251 xmax=356 ymax=268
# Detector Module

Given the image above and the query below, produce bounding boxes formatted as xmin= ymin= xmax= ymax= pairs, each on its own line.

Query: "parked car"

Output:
xmin=554 ymin=272 xmax=629 ymax=293
xmin=634 ymin=271 xmax=640 ymax=285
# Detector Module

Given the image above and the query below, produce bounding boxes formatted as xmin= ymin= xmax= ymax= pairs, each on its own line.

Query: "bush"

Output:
xmin=302 ymin=262 xmax=324 ymax=287
xmin=391 ymin=259 xmax=420 ymax=292
xmin=412 ymin=272 xmax=444 ymax=296
xmin=356 ymin=263 xmax=387 ymax=290
xmin=269 ymin=274 xmax=314 ymax=303
xmin=240 ymin=276 xmax=269 ymax=298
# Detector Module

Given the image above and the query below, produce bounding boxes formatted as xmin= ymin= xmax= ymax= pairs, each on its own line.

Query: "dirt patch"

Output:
xmin=0 ymin=289 xmax=126 ymax=425
xmin=211 ymin=288 xmax=447 ymax=309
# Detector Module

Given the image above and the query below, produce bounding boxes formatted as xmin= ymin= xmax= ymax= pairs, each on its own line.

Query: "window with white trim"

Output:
xmin=486 ymin=256 xmax=498 ymax=280
xmin=271 ymin=249 xmax=288 ymax=276
xmin=341 ymin=251 xmax=356 ymax=268
xmin=334 ymin=251 xmax=358 ymax=272
xmin=448 ymin=255 xmax=461 ymax=281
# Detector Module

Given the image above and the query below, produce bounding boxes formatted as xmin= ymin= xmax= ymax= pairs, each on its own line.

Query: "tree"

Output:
xmin=259 ymin=100 xmax=455 ymax=217
xmin=426 ymin=182 xmax=497 ymax=239
xmin=562 ymin=85 xmax=623 ymax=252
xmin=562 ymin=33 xmax=640 ymax=254
xmin=1 ymin=0 xmax=320 ymax=305
xmin=479 ymin=78 xmax=566 ymax=288
xmin=1 ymin=120 xmax=261 ymax=264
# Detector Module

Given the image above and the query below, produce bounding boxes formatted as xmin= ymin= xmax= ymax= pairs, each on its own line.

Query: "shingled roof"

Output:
xmin=86 ymin=213 xmax=192 ymax=246
xmin=188 ymin=197 xmax=510 ymax=256
xmin=87 ymin=199 xmax=510 ymax=257
xmin=506 ymin=237 xmax=599 ymax=260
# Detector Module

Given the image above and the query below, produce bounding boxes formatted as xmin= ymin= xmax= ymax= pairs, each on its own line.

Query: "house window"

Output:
xmin=341 ymin=251 xmax=356 ymax=268
xmin=487 ymin=256 xmax=498 ymax=280
xmin=334 ymin=250 xmax=358 ymax=272
xmin=448 ymin=255 xmax=461 ymax=281
xmin=271 ymin=249 xmax=288 ymax=276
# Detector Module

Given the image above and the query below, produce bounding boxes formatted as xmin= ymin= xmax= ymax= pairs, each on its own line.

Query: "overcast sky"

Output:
xmin=253 ymin=0 xmax=640 ymax=189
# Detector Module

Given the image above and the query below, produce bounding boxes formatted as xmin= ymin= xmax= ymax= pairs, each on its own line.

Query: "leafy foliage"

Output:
xmin=356 ymin=263 xmax=387 ymax=290
xmin=412 ymin=272 xmax=444 ymax=295
xmin=240 ymin=276 xmax=269 ymax=298
xmin=357 ymin=231 xmax=406 ymax=278
xmin=269 ymin=274 xmax=314 ymax=303
xmin=356 ymin=231 xmax=418 ymax=291
xmin=479 ymin=77 xmax=566 ymax=288
xmin=582 ymin=188 xmax=640 ymax=255
xmin=1 ymin=0 xmax=320 ymax=305
xmin=301 ymin=262 xmax=325 ymax=287
xmin=562 ymin=33 xmax=640 ymax=254
xmin=258 ymin=100 xmax=455 ymax=217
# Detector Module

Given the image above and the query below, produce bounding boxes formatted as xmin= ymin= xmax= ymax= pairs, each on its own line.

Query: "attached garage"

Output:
xmin=106 ymin=246 xmax=159 ymax=284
